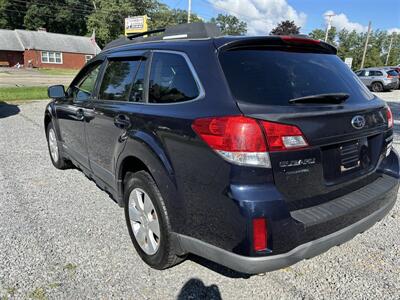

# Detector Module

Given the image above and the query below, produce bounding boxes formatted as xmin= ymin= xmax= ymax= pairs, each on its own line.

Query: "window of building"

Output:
xmin=85 ymin=55 xmax=93 ymax=62
xmin=41 ymin=51 xmax=62 ymax=64
xmin=98 ymin=58 xmax=143 ymax=102
xmin=148 ymin=52 xmax=199 ymax=104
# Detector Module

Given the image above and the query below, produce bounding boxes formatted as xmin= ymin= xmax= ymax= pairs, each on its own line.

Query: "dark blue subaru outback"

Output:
xmin=45 ymin=23 xmax=399 ymax=274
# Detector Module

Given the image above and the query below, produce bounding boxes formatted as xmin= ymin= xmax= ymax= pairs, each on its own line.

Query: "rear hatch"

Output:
xmin=218 ymin=37 xmax=392 ymax=210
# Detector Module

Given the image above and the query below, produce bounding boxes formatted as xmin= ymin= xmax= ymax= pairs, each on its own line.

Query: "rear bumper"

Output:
xmin=178 ymin=171 xmax=398 ymax=274
xmin=383 ymin=81 xmax=398 ymax=90
xmin=178 ymin=177 xmax=397 ymax=274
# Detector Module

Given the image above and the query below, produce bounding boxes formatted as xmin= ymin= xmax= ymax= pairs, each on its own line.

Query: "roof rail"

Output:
xmin=126 ymin=28 xmax=166 ymax=40
xmin=103 ymin=23 xmax=222 ymax=51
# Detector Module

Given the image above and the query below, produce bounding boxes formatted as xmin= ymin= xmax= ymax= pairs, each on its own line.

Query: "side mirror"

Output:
xmin=48 ymin=85 xmax=66 ymax=99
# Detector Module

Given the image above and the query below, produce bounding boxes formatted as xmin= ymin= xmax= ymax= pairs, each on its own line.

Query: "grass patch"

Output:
xmin=63 ymin=263 xmax=77 ymax=272
xmin=0 ymin=86 xmax=48 ymax=101
xmin=48 ymin=282 xmax=61 ymax=289
xmin=29 ymin=287 xmax=46 ymax=300
xmin=6 ymin=287 xmax=16 ymax=296
xmin=37 ymin=68 xmax=78 ymax=76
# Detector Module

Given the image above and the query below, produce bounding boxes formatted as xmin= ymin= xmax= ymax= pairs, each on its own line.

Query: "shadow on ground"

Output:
xmin=187 ymin=254 xmax=251 ymax=279
xmin=177 ymin=278 xmax=222 ymax=300
xmin=0 ymin=101 xmax=20 ymax=118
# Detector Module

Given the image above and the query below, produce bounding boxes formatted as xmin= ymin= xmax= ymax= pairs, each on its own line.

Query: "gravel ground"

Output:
xmin=0 ymin=90 xmax=399 ymax=300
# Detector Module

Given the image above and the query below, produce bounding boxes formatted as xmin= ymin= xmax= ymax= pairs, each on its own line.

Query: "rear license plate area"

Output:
xmin=340 ymin=141 xmax=362 ymax=171
xmin=322 ymin=137 xmax=373 ymax=182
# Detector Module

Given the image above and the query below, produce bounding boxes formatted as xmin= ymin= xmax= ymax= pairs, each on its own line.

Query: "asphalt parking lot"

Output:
xmin=0 ymin=90 xmax=399 ymax=299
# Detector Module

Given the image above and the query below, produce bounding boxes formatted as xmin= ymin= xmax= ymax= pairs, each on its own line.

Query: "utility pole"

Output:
xmin=360 ymin=21 xmax=372 ymax=69
xmin=385 ymin=33 xmax=394 ymax=66
xmin=187 ymin=0 xmax=192 ymax=23
xmin=324 ymin=13 xmax=335 ymax=42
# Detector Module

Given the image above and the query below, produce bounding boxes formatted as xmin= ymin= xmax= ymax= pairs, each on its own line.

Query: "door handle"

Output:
xmin=114 ymin=114 xmax=131 ymax=129
xmin=76 ymin=109 xmax=84 ymax=120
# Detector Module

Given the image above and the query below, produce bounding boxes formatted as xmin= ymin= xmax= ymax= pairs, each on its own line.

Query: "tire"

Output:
xmin=46 ymin=122 xmax=70 ymax=169
xmin=371 ymin=82 xmax=384 ymax=92
xmin=124 ymin=171 xmax=185 ymax=269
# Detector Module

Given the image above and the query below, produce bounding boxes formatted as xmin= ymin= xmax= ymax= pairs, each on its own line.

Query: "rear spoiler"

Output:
xmin=216 ymin=35 xmax=337 ymax=55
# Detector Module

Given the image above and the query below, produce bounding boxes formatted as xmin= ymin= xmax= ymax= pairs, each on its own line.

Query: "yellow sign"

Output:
xmin=125 ymin=15 xmax=148 ymax=36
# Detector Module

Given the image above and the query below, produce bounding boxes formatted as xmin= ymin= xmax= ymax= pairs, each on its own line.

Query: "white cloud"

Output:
xmin=209 ymin=0 xmax=307 ymax=35
xmin=324 ymin=10 xmax=367 ymax=33
xmin=388 ymin=28 xmax=400 ymax=34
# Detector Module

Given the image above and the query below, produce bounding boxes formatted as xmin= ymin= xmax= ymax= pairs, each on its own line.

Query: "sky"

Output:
xmin=160 ymin=0 xmax=400 ymax=35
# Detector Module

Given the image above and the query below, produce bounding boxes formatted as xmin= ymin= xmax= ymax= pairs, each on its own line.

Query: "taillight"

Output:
xmin=192 ymin=116 xmax=270 ymax=167
xmin=261 ymin=120 xmax=308 ymax=151
xmin=252 ymin=218 xmax=267 ymax=251
xmin=387 ymin=106 xmax=393 ymax=128
xmin=387 ymin=75 xmax=394 ymax=79
xmin=192 ymin=116 xmax=309 ymax=167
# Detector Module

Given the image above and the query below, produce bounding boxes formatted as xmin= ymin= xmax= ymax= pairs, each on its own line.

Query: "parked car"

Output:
xmin=44 ymin=23 xmax=399 ymax=274
xmin=384 ymin=67 xmax=400 ymax=89
xmin=355 ymin=68 xmax=399 ymax=92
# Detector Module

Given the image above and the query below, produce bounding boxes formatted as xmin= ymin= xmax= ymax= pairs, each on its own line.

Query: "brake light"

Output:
xmin=192 ymin=116 xmax=270 ymax=167
xmin=261 ymin=121 xmax=308 ymax=151
xmin=252 ymin=218 xmax=267 ymax=251
xmin=387 ymin=75 xmax=394 ymax=79
xmin=280 ymin=35 xmax=320 ymax=45
xmin=192 ymin=116 xmax=308 ymax=167
xmin=387 ymin=107 xmax=393 ymax=128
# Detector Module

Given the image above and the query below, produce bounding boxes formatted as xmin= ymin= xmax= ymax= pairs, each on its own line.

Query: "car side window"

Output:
xmin=148 ymin=52 xmax=199 ymax=104
xmin=71 ymin=63 xmax=101 ymax=102
xmin=98 ymin=58 xmax=143 ymax=101
xmin=129 ymin=60 xmax=146 ymax=102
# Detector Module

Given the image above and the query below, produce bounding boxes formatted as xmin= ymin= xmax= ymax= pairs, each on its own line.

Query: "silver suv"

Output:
xmin=355 ymin=68 xmax=399 ymax=92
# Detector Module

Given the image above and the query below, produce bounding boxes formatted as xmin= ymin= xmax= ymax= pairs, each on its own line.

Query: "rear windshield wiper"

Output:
xmin=289 ymin=93 xmax=349 ymax=104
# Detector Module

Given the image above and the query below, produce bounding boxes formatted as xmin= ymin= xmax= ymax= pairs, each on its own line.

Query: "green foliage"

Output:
xmin=210 ymin=14 xmax=247 ymax=35
xmin=0 ymin=86 xmax=48 ymax=101
xmin=87 ymin=0 xmax=157 ymax=47
xmin=0 ymin=0 xmax=25 ymax=29
xmin=309 ymin=28 xmax=325 ymax=40
xmin=148 ymin=3 xmax=202 ymax=30
xmin=332 ymin=29 xmax=400 ymax=69
xmin=270 ymin=20 xmax=301 ymax=35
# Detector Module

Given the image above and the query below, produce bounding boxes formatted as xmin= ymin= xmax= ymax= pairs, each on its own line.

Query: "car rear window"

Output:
xmin=219 ymin=49 xmax=374 ymax=106
xmin=387 ymin=70 xmax=398 ymax=76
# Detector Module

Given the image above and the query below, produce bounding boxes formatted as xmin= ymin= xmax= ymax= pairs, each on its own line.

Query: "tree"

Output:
xmin=0 ymin=0 xmax=93 ymax=35
xmin=309 ymin=27 xmax=337 ymax=45
xmin=383 ymin=33 xmax=400 ymax=66
xmin=309 ymin=28 xmax=325 ymax=40
xmin=210 ymin=14 xmax=247 ymax=35
xmin=270 ymin=20 xmax=300 ymax=35
xmin=0 ymin=0 xmax=25 ymax=29
xmin=87 ymin=0 xmax=157 ymax=47
xmin=148 ymin=3 xmax=202 ymax=30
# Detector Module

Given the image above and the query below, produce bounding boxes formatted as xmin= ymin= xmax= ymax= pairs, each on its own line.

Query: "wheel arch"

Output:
xmin=116 ymin=135 xmax=177 ymax=209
